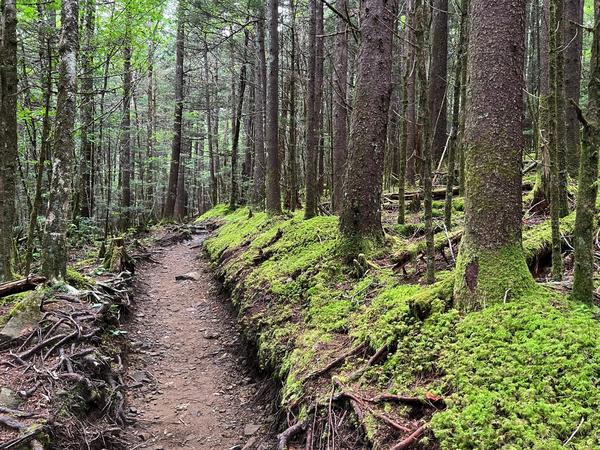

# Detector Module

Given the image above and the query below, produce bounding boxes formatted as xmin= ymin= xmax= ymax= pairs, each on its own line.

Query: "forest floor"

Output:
xmin=123 ymin=232 xmax=277 ymax=450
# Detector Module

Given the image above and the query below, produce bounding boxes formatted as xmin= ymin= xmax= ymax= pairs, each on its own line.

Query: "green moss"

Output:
xmin=432 ymin=288 xmax=600 ymax=450
xmin=195 ymin=203 xmax=233 ymax=221
xmin=66 ymin=268 xmax=95 ymax=289
xmin=454 ymin=242 xmax=535 ymax=311
xmin=523 ymin=212 xmax=577 ymax=262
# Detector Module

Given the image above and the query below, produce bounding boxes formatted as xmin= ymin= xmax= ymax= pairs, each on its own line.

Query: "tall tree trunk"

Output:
xmin=79 ymin=0 xmax=95 ymax=218
xmin=120 ymin=37 xmax=132 ymax=228
xmin=25 ymin=3 xmax=53 ymax=274
xmin=252 ymin=9 xmax=267 ymax=207
xmin=204 ymin=44 xmax=218 ymax=207
xmin=42 ymin=0 xmax=78 ymax=281
xmin=405 ymin=0 xmax=417 ymax=186
xmin=564 ymin=0 xmax=583 ymax=176
xmin=550 ymin=0 xmax=566 ymax=279
xmin=287 ymin=0 xmax=298 ymax=210
xmin=571 ymin=0 xmax=600 ymax=304
xmin=428 ymin=0 xmax=448 ymax=165
xmin=444 ymin=0 xmax=467 ymax=230
xmin=265 ymin=0 xmax=282 ymax=214
xmin=146 ymin=39 xmax=156 ymax=216
xmin=332 ymin=0 xmax=348 ymax=213
xmin=305 ymin=0 xmax=320 ymax=219
xmin=339 ymin=0 xmax=399 ymax=241
xmin=229 ymin=32 xmax=248 ymax=209
xmin=0 ymin=0 xmax=17 ymax=282
xmin=164 ymin=8 xmax=185 ymax=218
xmin=454 ymin=0 xmax=534 ymax=310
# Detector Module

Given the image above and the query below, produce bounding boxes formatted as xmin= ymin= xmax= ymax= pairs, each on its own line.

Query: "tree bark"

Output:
xmin=120 ymin=37 xmax=132 ymax=228
xmin=571 ymin=0 xmax=600 ymax=304
xmin=79 ymin=0 xmax=95 ymax=218
xmin=252 ymin=8 xmax=267 ymax=207
xmin=454 ymin=0 xmax=534 ymax=310
xmin=564 ymin=0 xmax=583 ymax=176
xmin=332 ymin=0 xmax=349 ymax=214
xmin=304 ymin=0 xmax=320 ymax=219
xmin=42 ymin=0 xmax=78 ymax=281
xmin=0 ymin=0 xmax=18 ymax=282
xmin=428 ymin=0 xmax=448 ymax=165
xmin=339 ymin=0 xmax=399 ymax=241
xmin=164 ymin=7 xmax=185 ymax=218
xmin=265 ymin=0 xmax=282 ymax=214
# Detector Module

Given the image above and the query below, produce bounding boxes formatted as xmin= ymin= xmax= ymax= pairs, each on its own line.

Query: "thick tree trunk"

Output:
xmin=571 ymin=0 xmax=600 ymax=304
xmin=0 ymin=0 xmax=18 ymax=282
xmin=332 ymin=0 xmax=349 ymax=214
xmin=428 ymin=0 xmax=448 ymax=165
xmin=265 ymin=0 xmax=282 ymax=214
xmin=164 ymin=9 xmax=184 ymax=218
xmin=454 ymin=0 xmax=534 ymax=310
xmin=252 ymin=9 xmax=267 ymax=207
xmin=405 ymin=0 xmax=417 ymax=186
xmin=339 ymin=0 xmax=398 ymax=241
xmin=42 ymin=0 xmax=78 ymax=281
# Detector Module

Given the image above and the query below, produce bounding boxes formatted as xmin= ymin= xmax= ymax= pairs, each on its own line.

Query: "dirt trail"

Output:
xmin=125 ymin=234 xmax=275 ymax=450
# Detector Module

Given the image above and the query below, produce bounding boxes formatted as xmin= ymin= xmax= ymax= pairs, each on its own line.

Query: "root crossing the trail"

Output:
xmin=125 ymin=233 xmax=276 ymax=450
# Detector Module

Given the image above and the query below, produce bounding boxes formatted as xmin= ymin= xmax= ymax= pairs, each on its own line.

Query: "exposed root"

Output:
xmin=277 ymin=420 xmax=308 ymax=450
xmin=304 ymin=343 xmax=367 ymax=382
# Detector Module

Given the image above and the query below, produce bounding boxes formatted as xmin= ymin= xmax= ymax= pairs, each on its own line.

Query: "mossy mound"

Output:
xmin=199 ymin=205 xmax=600 ymax=449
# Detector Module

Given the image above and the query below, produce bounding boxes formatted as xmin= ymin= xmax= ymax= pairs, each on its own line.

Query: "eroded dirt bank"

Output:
xmin=124 ymin=234 xmax=276 ymax=449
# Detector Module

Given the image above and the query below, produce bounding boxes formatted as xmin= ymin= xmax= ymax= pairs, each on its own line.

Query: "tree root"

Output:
xmin=389 ymin=423 xmax=429 ymax=450
xmin=304 ymin=343 xmax=367 ymax=382
xmin=276 ymin=420 xmax=308 ymax=450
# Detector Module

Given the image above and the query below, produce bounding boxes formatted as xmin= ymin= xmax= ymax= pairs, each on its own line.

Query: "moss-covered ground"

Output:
xmin=198 ymin=204 xmax=599 ymax=449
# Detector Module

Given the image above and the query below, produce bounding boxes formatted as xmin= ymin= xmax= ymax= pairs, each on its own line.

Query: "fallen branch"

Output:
xmin=0 ymin=275 xmax=46 ymax=298
xmin=0 ymin=414 xmax=27 ymax=430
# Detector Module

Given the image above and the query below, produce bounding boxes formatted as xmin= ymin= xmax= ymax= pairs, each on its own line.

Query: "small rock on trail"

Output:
xmin=124 ymin=234 xmax=276 ymax=449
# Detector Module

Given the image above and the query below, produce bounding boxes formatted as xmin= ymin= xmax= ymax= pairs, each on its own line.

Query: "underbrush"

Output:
xmin=197 ymin=205 xmax=600 ymax=450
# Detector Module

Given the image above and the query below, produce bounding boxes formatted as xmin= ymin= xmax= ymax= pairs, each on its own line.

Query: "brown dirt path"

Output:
xmin=124 ymin=234 xmax=276 ymax=450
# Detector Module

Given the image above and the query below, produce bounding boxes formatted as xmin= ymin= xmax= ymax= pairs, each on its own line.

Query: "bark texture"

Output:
xmin=42 ymin=0 xmax=78 ymax=281
xmin=428 ymin=0 xmax=448 ymax=165
xmin=571 ymin=0 xmax=600 ymax=304
xmin=332 ymin=0 xmax=349 ymax=214
xmin=265 ymin=0 xmax=281 ymax=214
xmin=0 ymin=0 xmax=17 ymax=282
xmin=339 ymin=0 xmax=398 ymax=241
xmin=164 ymin=9 xmax=185 ymax=218
xmin=454 ymin=0 xmax=534 ymax=310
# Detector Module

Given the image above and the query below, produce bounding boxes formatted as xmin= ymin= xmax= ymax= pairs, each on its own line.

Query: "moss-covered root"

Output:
xmin=454 ymin=241 xmax=535 ymax=311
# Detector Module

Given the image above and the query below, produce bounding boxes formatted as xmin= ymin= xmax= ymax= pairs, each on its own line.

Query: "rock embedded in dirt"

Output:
xmin=0 ymin=387 xmax=22 ymax=408
xmin=175 ymin=271 xmax=201 ymax=281
xmin=243 ymin=423 xmax=261 ymax=436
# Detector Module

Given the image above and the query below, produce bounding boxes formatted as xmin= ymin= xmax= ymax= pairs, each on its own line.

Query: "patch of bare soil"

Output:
xmin=124 ymin=234 xmax=277 ymax=450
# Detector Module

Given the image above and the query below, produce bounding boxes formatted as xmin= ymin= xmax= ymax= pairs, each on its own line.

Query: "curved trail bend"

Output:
xmin=125 ymin=234 xmax=275 ymax=450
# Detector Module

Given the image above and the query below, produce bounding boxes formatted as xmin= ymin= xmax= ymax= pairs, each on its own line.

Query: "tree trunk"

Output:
xmin=164 ymin=8 xmax=185 ymax=218
xmin=79 ymin=0 xmax=95 ymax=218
xmin=454 ymin=0 xmax=534 ymax=310
xmin=428 ymin=0 xmax=448 ymax=165
xmin=42 ymin=0 xmax=78 ymax=281
xmin=120 ymin=38 xmax=132 ymax=228
xmin=0 ymin=0 xmax=18 ymax=282
xmin=265 ymin=0 xmax=282 ymax=214
xmin=444 ymin=0 xmax=468 ymax=230
xmin=332 ymin=0 xmax=348 ymax=214
xmin=564 ymin=0 xmax=583 ymax=176
xmin=304 ymin=0 xmax=320 ymax=219
xmin=571 ymin=0 xmax=600 ymax=304
xmin=229 ymin=32 xmax=248 ymax=210
xmin=252 ymin=9 xmax=267 ymax=207
xmin=287 ymin=0 xmax=299 ymax=210
xmin=339 ymin=0 xmax=399 ymax=242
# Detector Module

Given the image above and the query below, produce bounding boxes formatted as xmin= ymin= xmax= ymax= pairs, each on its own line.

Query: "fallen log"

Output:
xmin=0 ymin=275 xmax=46 ymax=298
